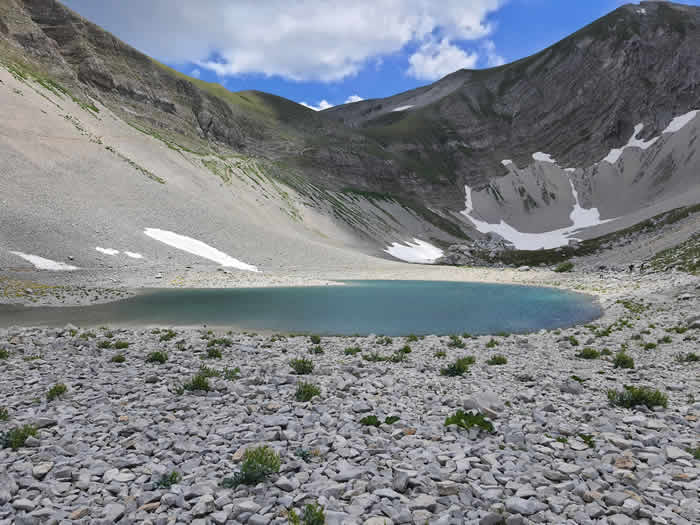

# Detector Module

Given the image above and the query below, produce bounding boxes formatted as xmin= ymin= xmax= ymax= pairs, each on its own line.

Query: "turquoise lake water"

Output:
xmin=0 ymin=281 xmax=601 ymax=335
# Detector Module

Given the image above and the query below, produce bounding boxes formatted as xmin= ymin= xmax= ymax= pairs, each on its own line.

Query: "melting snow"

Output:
xmin=501 ymin=159 xmax=514 ymax=166
xmin=532 ymin=152 xmax=556 ymax=163
xmin=461 ymin=180 xmax=613 ymax=250
xmin=392 ymin=105 xmax=414 ymax=112
xmin=125 ymin=252 xmax=144 ymax=259
xmin=10 ymin=251 xmax=79 ymax=271
xmin=602 ymin=123 xmax=659 ymax=164
xmin=144 ymin=228 xmax=259 ymax=272
xmin=384 ymin=238 xmax=444 ymax=264
xmin=96 ymin=247 xmax=119 ymax=256
xmin=662 ymin=110 xmax=698 ymax=134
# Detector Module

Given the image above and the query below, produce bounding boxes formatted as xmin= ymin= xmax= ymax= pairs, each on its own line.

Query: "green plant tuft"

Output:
xmin=344 ymin=346 xmax=361 ymax=356
xmin=607 ymin=385 xmax=668 ymax=409
xmin=110 ymin=354 xmax=126 ymax=363
xmin=440 ymin=356 xmax=475 ymax=377
xmin=309 ymin=335 xmax=321 ymax=344
xmin=46 ymin=383 xmax=67 ymax=401
xmin=288 ymin=502 xmax=326 ymax=525
xmin=613 ymin=352 xmax=635 ymax=369
xmin=290 ymin=358 xmax=314 ymax=375
xmin=221 ymin=445 xmax=280 ymax=488
xmin=555 ymin=261 xmax=574 ymax=273
xmin=359 ymin=415 xmax=381 ymax=427
xmin=0 ymin=407 xmax=8 ymax=421
xmin=447 ymin=335 xmax=465 ymax=348
xmin=576 ymin=347 xmax=600 ymax=359
xmin=206 ymin=347 xmax=223 ymax=359
xmin=486 ymin=355 xmax=508 ymax=365
xmin=485 ymin=338 xmax=499 ymax=348
xmin=295 ymin=382 xmax=320 ymax=402
xmin=309 ymin=345 xmax=324 ymax=355
xmin=146 ymin=351 xmax=168 ymax=364
xmin=114 ymin=340 xmax=129 ymax=349
xmin=159 ymin=329 xmax=177 ymax=342
xmin=156 ymin=471 xmax=181 ymax=488
xmin=1 ymin=424 xmax=37 ymax=450
xmin=183 ymin=373 xmax=211 ymax=392
xmin=444 ymin=410 xmax=494 ymax=433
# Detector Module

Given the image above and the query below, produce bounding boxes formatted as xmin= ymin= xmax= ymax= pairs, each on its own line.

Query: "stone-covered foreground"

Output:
xmin=0 ymin=297 xmax=698 ymax=524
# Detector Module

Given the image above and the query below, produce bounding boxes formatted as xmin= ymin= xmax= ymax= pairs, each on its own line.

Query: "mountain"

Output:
xmin=0 ymin=0 xmax=699 ymax=272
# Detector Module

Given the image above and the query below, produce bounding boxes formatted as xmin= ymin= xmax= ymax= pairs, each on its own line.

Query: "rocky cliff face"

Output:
xmin=0 ymin=0 xmax=699 ymax=255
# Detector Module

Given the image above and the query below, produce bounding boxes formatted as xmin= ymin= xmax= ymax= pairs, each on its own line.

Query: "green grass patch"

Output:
xmin=295 ymin=382 xmax=320 ymax=402
xmin=46 ymin=383 xmax=67 ymax=401
xmin=221 ymin=445 xmax=280 ymax=488
xmin=444 ymin=410 xmax=494 ymax=433
xmin=576 ymin=348 xmax=600 ymax=359
xmin=1 ymin=424 xmax=37 ymax=450
xmin=486 ymin=355 xmax=508 ymax=365
xmin=146 ymin=351 xmax=168 ymax=364
xmin=607 ymin=386 xmax=668 ymax=409
xmin=441 ymin=356 xmax=476 ymax=377
xmin=290 ymin=358 xmax=314 ymax=375
xmin=110 ymin=354 xmax=125 ymax=363
xmin=613 ymin=352 xmax=634 ymax=369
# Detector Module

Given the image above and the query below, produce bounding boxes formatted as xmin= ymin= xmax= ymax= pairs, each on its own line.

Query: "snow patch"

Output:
xmin=10 ymin=251 xmax=79 ymax=271
xmin=637 ymin=8 xmax=647 ymax=15
xmin=392 ymin=105 xmax=414 ymax=112
xmin=96 ymin=247 xmax=119 ymax=256
xmin=532 ymin=152 xmax=556 ymax=163
xmin=662 ymin=110 xmax=698 ymax=134
xmin=125 ymin=252 xmax=144 ymax=259
xmin=461 ymin=180 xmax=614 ymax=250
xmin=602 ymin=123 xmax=659 ymax=164
xmin=384 ymin=238 xmax=443 ymax=264
xmin=144 ymin=228 xmax=259 ymax=272
xmin=501 ymin=159 xmax=514 ymax=166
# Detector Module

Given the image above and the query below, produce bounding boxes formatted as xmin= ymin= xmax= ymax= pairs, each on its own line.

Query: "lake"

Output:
xmin=0 ymin=281 xmax=601 ymax=336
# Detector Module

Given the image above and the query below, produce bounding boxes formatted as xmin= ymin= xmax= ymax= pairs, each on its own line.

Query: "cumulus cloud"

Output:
xmin=300 ymin=100 xmax=334 ymax=111
xmin=408 ymin=38 xmax=479 ymax=81
xmin=62 ymin=0 xmax=504 ymax=82
xmin=345 ymin=95 xmax=365 ymax=103
xmin=190 ymin=68 xmax=201 ymax=78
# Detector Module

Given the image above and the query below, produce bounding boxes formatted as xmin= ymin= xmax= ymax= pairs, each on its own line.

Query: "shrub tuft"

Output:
xmin=295 ymin=382 xmax=320 ymax=402
xmin=146 ymin=351 xmax=168 ymax=364
xmin=613 ymin=352 xmax=635 ymax=369
xmin=290 ymin=358 xmax=314 ymax=375
xmin=46 ymin=383 xmax=67 ymax=401
xmin=486 ymin=355 xmax=508 ymax=365
xmin=440 ymin=356 xmax=475 ymax=377
xmin=444 ymin=410 xmax=494 ymax=433
xmin=607 ymin=385 xmax=668 ymax=409
xmin=221 ymin=445 xmax=280 ymax=488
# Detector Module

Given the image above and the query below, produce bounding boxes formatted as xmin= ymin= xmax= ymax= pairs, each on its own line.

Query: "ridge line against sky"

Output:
xmin=62 ymin=0 xmax=700 ymax=111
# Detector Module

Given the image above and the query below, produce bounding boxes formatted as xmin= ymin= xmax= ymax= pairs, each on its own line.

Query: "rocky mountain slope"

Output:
xmin=0 ymin=0 xmax=699 ymax=270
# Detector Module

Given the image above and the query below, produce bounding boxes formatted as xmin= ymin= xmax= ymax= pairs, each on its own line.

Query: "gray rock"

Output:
xmin=463 ymin=390 xmax=504 ymax=418
xmin=504 ymin=497 xmax=547 ymax=516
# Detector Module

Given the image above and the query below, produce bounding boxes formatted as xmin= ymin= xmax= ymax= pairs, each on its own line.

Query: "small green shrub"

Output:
xmin=46 ymin=383 xmax=67 ymax=401
xmin=613 ymin=352 xmax=635 ymax=369
xmin=607 ymin=385 xmax=668 ymax=409
xmin=359 ymin=415 xmax=381 ymax=427
xmin=398 ymin=345 xmax=412 ymax=354
xmin=159 ymin=329 xmax=177 ymax=342
xmin=198 ymin=365 xmax=221 ymax=378
xmin=183 ymin=373 xmax=210 ymax=392
xmin=434 ymin=350 xmax=446 ymax=358
xmin=114 ymin=341 xmax=129 ymax=349
xmin=295 ymin=382 xmax=320 ymax=402
xmin=441 ymin=356 xmax=475 ymax=377
xmin=207 ymin=337 xmax=233 ymax=347
xmin=571 ymin=375 xmax=586 ymax=383
xmin=288 ymin=503 xmax=326 ymax=525
xmin=206 ymin=347 xmax=223 ymax=359
xmin=601 ymin=348 xmax=613 ymax=356
xmin=689 ymin=447 xmax=700 ymax=460
xmin=1 ymin=424 xmax=37 ymax=450
xmin=406 ymin=334 xmax=419 ymax=342
xmin=309 ymin=345 xmax=324 ymax=355
xmin=290 ymin=358 xmax=314 ymax=375
xmin=309 ymin=335 xmax=321 ymax=344
xmin=643 ymin=342 xmax=657 ymax=350
xmin=444 ymin=410 xmax=494 ymax=433
xmin=568 ymin=336 xmax=580 ymax=346
xmin=485 ymin=338 xmax=499 ymax=348
xmin=578 ymin=433 xmax=596 ymax=448
xmin=0 ymin=348 xmax=9 ymax=359
xmin=555 ymin=261 xmax=574 ymax=273
xmin=223 ymin=367 xmax=241 ymax=380
xmin=110 ymin=354 xmax=126 ymax=363
xmin=675 ymin=352 xmax=699 ymax=363
xmin=363 ymin=352 xmax=387 ymax=362
xmin=156 ymin=471 xmax=181 ymax=488
xmin=221 ymin=445 xmax=280 ymax=488
xmin=658 ymin=335 xmax=672 ymax=344
xmin=97 ymin=340 xmax=113 ymax=349
xmin=295 ymin=448 xmax=311 ymax=462
xmin=486 ymin=355 xmax=508 ymax=365
xmin=344 ymin=346 xmax=361 ymax=356
xmin=384 ymin=416 xmax=400 ymax=425
xmin=447 ymin=335 xmax=465 ymax=348
xmin=146 ymin=351 xmax=168 ymax=364
xmin=388 ymin=350 xmax=407 ymax=363
xmin=576 ymin=348 xmax=600 ymax=359
xmin=0 ymin=407 xmax=8 ymax=421
xmin=378 ymin=336 xmax=392 ymax=346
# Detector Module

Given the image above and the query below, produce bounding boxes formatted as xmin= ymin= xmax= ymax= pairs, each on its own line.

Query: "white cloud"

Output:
xmin=407 ymin=38 xmax=478 ymax=81
xmin=190 ymin=68 xmax=201 ymax=78
xmin=345 ymin=94 xmax=365 ymax=103
xmin=481 ymin=40 xmax=505 ymax=67
xmin=62 ymin=0 xmax=504 ymax=82
xmin=300 ymin=99 xmax=334 ymax=111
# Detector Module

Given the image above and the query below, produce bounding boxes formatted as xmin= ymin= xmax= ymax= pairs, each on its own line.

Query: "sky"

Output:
xmin=61 ymin=0 xmax=700 ymax=111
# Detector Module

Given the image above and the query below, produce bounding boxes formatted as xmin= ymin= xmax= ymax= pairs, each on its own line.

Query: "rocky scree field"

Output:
xmin=0 ymin=280 xmax=698 ymax=525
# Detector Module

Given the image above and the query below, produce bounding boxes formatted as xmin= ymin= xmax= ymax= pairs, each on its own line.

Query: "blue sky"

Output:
xmin=63 ymin=0 xmax=700 ymax=110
